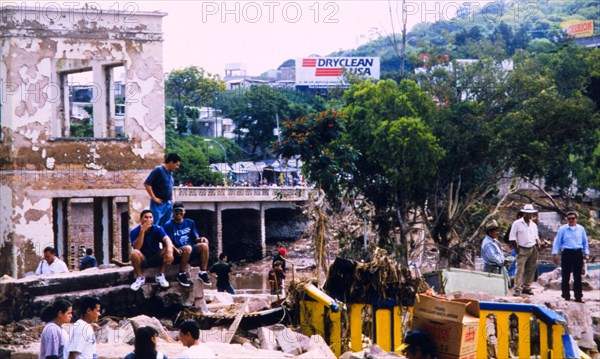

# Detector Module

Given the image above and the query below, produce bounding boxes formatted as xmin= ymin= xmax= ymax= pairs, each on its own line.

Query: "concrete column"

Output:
xmin=101 ymin=198 xmax=110 ymax=265
xmin=216 ymin=202 xmax=223 ymax=255
xmin=260 ymin=202 xmax=266 ymax=258
xmin=92 ymin=63 xmax=108 ymax=138
xmin=55 ymin=199 xmax=66 ymax=258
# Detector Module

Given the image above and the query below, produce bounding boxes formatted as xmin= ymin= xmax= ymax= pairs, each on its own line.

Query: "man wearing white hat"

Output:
xmin=509 ymin=204 xmax=540 ymax=296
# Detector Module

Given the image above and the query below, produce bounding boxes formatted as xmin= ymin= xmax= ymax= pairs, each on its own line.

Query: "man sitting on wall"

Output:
xmin=162 ymin=202 xmax=211 ymax=287
xmin=129 ymin=209 xmax=174 ymax=291
xmin=35 ymin=246 xmax=69 ymax=275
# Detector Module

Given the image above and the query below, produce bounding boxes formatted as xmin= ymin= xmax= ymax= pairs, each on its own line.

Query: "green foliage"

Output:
xmin=165 ymin=128 xmax=243 ymax=186
xmin=301 ymin=0 xmax=600 ymax=265
xmin=276 ymin=109 xmax=358 ymax=205
xmin=165 ymin=66 xmax=225 ymax=134
xmin=70 ymin=104 xmax=94 ymax=137
xmin=341 ymin=79 xmax=441 ymax=246
xmin=70 ymin=118 xmax=93 ymax=138
xmin=219 ymin=85 xmax=324 ymax=159
xmin=496 ymin=45 xmax=600 ymax=194
xmin=337 ymin=0 xmax=597 ymax=74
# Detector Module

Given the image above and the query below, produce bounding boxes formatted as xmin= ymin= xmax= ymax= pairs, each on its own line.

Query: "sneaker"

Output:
xmin=130 ymin=276 xmax=145 ymax=291
xmin=198 ymin=272 xmax=212 ymax=285
xmin=177 ymin=272 xmax=191 ymax=287
xmin=513 ymin=290 xmax=521 ymax=297
xmin=155 ymin=273 xmax=170 ymax=288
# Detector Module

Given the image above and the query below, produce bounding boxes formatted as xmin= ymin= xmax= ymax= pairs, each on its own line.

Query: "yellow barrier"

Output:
xmin=300 ymin=300 xmax=569 ymax=358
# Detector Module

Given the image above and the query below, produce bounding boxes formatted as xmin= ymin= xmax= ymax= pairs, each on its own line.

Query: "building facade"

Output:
xmin=0 ymin=6 xmax=167 ymax=277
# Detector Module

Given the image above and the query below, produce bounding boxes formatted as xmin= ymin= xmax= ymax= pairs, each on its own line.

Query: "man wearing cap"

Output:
xmin=481 ymin=220 xmax=506 ymax=274
xmin=509 ymin=204 xmax=540 ymax=296
xmin=552 ymin=211 xmax=589 ymax=302
xmin=272 ymin=247 xmax=288 ymax=272
xmin=162 ymin=202 xmax=211 ymax=287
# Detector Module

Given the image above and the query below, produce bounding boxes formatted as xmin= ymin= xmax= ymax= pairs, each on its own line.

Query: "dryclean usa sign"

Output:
xmin=295 ymin=57 xmax=380 ymax=87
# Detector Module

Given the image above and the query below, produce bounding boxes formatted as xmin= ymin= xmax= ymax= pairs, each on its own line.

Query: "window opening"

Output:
xmin=60 ymin=63 xmax=126 ymax=138
xmin=66 ymin=70 xmax=94 ymax=138
xmin=112 ymin=65 xmax=126 ymax=137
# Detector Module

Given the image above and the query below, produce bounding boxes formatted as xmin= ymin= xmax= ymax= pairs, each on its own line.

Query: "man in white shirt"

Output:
xmin=35 ymin=246 xmax=69 ymax=275
xmin=178 ymin=320 xmax=216 ymax=359
xmin=509 ymin=204 xmax=540 ymax=296
xmin=67 ymin=296 xmax=101 ymax=359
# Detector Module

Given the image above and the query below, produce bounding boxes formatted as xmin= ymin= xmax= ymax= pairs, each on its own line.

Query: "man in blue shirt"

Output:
xmin=129 ymin=209 xmax=175 ymax=291
xmin=79 ymin=248 xmax=97 ymax=270
xmin=481 ymin=220 xmax=506 ymax=274
xmin=144 ymin=153 xmax=181 ymax=227
xmin=163 ymin=202 xmax=211 ymax=287
xmin=552 ymin=211 xmax=589 ymax=302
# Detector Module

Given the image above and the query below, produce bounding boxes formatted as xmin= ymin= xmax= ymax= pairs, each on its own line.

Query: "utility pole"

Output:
xmin=275 ymin=113 xmax=281 ymax=143
xmin=400 ymin=0 xmax=407 ymax=79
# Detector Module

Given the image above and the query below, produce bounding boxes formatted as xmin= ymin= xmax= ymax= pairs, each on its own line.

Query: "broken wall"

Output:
xmin=0 ymin=5 xmax=167 ymax=277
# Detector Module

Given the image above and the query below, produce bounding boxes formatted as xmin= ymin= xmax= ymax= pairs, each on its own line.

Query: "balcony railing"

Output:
xmin=173 ymin=186 xmax=315 ymax=202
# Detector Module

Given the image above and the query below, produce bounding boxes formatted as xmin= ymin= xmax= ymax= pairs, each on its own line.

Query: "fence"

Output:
xmin=299 ymin=299 xmax=577 ymax=358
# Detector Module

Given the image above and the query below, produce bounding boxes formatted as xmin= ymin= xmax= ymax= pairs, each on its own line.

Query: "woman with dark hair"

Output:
xmin=39 ymin=299 xmax=72 ymax=359
xmin=124 ymin=326 xmax=168 ymax=359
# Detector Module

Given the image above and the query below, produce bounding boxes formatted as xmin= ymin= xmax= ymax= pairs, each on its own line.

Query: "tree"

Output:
xmin=498 ymin=46 xmax=600 ymax=196
xmin=341 ymin=79 xmax=441 ymax=253
xmin=276 ymin=80 xmax=444 ymax=258
xmin=415 ymin=58 xmax=523 ymax=267
xmin=276 ymin=109 xmax=358 ymax=205
xmin=220 ymin=85 xmax=319 ymax=159
xmin=165 ymin=66 xmax=225 ymax=133
xmin=165 ymin=129 xmax=242 ymax=186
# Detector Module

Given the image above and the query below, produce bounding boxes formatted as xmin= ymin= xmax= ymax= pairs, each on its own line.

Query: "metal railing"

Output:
xmin=299 ymin=300 xmax=573 ymax=358
xmin=174 ymin=186 xmax=315 ymax=202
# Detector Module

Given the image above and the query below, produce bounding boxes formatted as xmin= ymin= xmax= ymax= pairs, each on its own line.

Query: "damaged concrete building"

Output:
xmin=0 ymin=5 xmax=167 ymax=277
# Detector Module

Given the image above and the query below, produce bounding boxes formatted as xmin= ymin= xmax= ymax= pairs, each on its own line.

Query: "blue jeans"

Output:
xmin=217 ymin=283 xmax=235 ymax=294
xmin=150 ymin=200 xmax=172 ymax=227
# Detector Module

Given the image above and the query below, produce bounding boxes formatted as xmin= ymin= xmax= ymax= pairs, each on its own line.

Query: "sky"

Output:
xmin=130 ymin=0 xmax=473 ymax=76
xmin=145 ymin=1 xmax=417 ymax=76
xmin=17 ymin=1 xmax=475 ymax=76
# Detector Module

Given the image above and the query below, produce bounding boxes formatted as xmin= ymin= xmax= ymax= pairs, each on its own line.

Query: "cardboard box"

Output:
xmin=411 ymin=294 xmax=480 ymax=357
xmin=435 ymin=352 xmax=478 ymax=359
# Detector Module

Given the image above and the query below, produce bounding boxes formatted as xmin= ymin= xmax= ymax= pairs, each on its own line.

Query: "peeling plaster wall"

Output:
xmin=0 ymin=7 xmax=167 ymax=277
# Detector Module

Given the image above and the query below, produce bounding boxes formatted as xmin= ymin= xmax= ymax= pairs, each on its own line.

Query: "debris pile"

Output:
xmin=323 ymin=249 xmax=426 ymax=305
xmin=2 ymin=313 xmax=337 ymax=359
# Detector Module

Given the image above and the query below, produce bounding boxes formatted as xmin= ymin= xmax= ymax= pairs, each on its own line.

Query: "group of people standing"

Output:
xmin=481 ymin=204 xmax=590 ymax=301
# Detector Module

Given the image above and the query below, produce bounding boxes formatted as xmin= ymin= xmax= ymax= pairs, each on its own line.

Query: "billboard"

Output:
xmin=561 ymin=20 xmax=594 ymax=38
xmin=296 ymin=57 xmax=380 ymax=87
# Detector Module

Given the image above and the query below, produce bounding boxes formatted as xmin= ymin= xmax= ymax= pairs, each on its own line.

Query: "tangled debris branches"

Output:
xmin=323 ymin=249 xmax=426 ymax=306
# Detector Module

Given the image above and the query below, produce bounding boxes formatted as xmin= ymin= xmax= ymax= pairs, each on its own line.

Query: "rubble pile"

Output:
xmin=0 ymin=318 xmax=44 ymax=347
xmin=0 ymin=266 xmax=203 ymax=324
xmin=2 ymin=313 xmax=337 ymax=359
